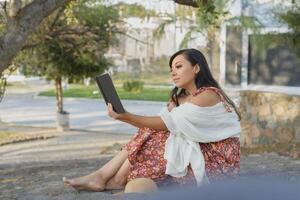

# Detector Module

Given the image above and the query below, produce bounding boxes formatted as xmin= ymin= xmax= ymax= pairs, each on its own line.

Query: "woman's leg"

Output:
xmin=105 ymin=158 xmax=131 ymax=190
xmin=63 ymin=149 xmax=128 ymax=191
xmin=124 ymin=178 xmax=158 ymax=194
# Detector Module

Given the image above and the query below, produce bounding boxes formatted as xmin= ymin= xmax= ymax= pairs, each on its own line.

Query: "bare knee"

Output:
xmin=124 ymin=178 xmax=158 ymax=194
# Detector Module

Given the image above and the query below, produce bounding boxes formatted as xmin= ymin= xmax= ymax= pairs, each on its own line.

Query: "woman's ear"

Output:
xmin=194 ymin=64 xmax=200 ymax=74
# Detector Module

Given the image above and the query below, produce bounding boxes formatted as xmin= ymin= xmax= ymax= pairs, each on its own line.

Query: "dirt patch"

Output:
xmin=100 ymin=142 xmax=124 ymax=154
xmin=0 ymin=122 xmax=57 ymax=146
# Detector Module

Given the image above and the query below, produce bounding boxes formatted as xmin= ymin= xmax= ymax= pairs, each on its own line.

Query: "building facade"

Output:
xmin=220 ymin=0 xmax=300 ymax=93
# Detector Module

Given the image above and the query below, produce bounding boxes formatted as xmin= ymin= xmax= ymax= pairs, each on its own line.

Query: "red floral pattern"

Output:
xmin=123 ymin=87 xmax=240 ymax=187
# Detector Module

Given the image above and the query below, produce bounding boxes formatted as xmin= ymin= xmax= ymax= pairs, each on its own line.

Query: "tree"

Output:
xmin=173 ymin=0 xmax=199 ymax=8
xmin=277 ymin=4 xmax=300 ymax=58
xmin=0 ymin=0 xmax=212 ymax=75
xmin=155 ymin=0 xmax=261 ymax=81
xmin=0 ymin=0 xmax=71 ymax=103
xmin=0 ymin=0 xmax=213 ymax=101
xmin=0 ymin=0 xmax=71 ymax=74
xmin=15 ymin=1 xmax=119 ymax=130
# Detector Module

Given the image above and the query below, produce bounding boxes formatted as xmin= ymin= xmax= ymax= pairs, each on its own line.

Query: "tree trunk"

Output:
xmin=174 ymin=0 xmax=205 ymax=7
xmin=206 ymin=30 xmax=221 ymax=83
xmin=211 ymin=31 xmax=221 ymax=83
xmin=55 ymin=76 xmax=63 ymax=113
xmin=0 ymin=0 xmax=70 ymax=74
xmin=55 ymin=76 xmax=69 ymax=131
xmin=0 ymin=75 xmax=6 ymax=103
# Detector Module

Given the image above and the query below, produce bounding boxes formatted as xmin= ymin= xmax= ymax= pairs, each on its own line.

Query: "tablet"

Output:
xmin=95 ymin=73 xmax=125 ymax=113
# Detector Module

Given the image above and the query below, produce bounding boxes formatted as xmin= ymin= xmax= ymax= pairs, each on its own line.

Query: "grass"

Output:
xmin=0 ymin=131 xmax=55 ymax=146
xmin=39 ymin=84 xmax=172 ymax=102
xmin=0 ymin=132 xmax=15 ymax=140
xmin=0 ymin=131 xmax=20 ymax=145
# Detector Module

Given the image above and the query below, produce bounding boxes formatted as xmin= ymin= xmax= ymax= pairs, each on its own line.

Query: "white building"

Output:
xmin=220 ymin=0 xmax=300 ymax=94
xmin=105 ymin=1 xmax=206 ymax=73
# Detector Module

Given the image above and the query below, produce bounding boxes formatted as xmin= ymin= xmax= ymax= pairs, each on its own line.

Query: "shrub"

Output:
xmin=123 ymin=80 xmax=144 ymax=93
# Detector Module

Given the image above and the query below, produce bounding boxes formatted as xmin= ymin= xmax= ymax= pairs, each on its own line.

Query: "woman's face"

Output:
xmin=170 ymin=54 xmax=199 ymax=89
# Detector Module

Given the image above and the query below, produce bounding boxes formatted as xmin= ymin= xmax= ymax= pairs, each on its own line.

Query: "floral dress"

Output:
xmin=122 ymin=87 xmax=240 ymax=187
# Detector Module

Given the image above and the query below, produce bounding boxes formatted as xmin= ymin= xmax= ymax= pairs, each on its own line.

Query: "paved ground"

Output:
xmin=0 ymin=125 xmax=135 ymax=200
xmin=1 ymin=136 xmax=300 ymax=200
xmin=0 ymin=82 xmax=165 ymax=134
xmin=0 ymin=79 xmax=240 ymax=134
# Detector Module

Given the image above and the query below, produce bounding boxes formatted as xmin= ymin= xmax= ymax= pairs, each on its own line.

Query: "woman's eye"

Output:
xmin=170 ymin=65 xmax=182 ymax=72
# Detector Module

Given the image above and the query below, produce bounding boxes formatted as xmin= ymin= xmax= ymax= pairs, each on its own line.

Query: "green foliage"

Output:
xmin=0 ymin=74 xmax=6 ymax=102
xmin=0 ymin=23 xmax=5 ymax=34
xmin=279 ymin=8 xmax=300 ymax=32
xmin=227 ymin=15 xmax=262 ymax=33
xmin=123 ymin=80 xmax=144 ymax=93
xmin=153 ymin=14 xmax=176 ymax=40
xmin=179 ymin=28 xmax=194 ymax=49
xmin=277 ymin=5 xmax=300 ymax=59
xmin=155 ymin=0 xmax=261 ymax=51
xmin=18 ymin=0 xmax=120 ymax=81
xmin=12 ymin=0 xmax=120 ymax=113
xmin=39 ymin=84 xmax=171 ymax=102
xmin=0 ymin=66 xmax=17 ymax=102
xmin=195 ymin=0 xmax=229 ymax=29
xmin=0 ymin=4 xmax=6 ymax=35
xmin=0 ymin=4 xmax=6 ymax=99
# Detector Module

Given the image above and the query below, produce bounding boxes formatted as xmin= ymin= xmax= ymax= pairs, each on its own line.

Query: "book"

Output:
xmin=95 ymin=73 xmax=125 ymax=113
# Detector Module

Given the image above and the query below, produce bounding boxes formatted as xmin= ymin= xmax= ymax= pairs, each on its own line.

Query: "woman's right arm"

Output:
xmin=107 ymin=103 xmax=168 ymax=131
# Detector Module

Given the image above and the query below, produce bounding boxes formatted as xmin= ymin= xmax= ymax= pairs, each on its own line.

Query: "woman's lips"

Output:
xmin=173 ymin=78 xmax=180 ymax=82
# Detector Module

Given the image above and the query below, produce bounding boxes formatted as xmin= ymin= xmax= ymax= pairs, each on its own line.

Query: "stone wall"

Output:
xmin=239 ymin=90 xmax=300 ymax=148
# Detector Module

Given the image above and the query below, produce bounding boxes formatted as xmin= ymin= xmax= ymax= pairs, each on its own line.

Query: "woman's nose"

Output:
xmin=171 ymin=70 xmax=176 ymax=76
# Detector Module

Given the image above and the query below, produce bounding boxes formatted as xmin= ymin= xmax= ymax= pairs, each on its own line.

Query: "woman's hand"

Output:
xmin=107 ymin=103 xmax=125 ymax=120
xmin=167 ymin=101 xmax=176 ymax=112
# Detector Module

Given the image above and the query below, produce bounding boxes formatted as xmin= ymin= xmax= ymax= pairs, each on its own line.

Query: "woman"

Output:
xmin=63 ymin=48 xmax=241 ymax=192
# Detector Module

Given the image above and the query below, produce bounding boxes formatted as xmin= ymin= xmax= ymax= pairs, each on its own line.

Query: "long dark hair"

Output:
xmin=169 ymin=48 xmax=241 ymax=121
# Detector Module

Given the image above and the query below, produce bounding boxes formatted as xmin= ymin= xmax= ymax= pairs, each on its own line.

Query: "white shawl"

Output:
xmin=159 ymin=102 xmax=241 ymax=186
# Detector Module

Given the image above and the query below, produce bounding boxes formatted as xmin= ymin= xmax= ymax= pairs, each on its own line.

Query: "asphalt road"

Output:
xmin=0 ymin=93 xmax=166 ymax=135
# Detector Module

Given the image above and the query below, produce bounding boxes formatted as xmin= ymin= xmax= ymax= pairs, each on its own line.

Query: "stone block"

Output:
xmin=239 ymin=90 xmax=300 ymax=148
xmin=275 ymin=126 xmax=294 ymax=143
xmin=272 ymin=102 xmax=287 ymax=118
xmin=258 ymin=104 xmax=271 ymax=117
xmin=295 ymin=125 xmax=300 ymax=142
xmin=251 ymin=124 xmax=261 ymax=138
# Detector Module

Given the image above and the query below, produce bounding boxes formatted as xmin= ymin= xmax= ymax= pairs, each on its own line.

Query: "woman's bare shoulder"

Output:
xmin=190 ymin=90 xmax=220 ymax=107
xmin=168 ymin=95 xmax=188 ymax=104
xmin=177 ymin=95 xmax=189 ymax=105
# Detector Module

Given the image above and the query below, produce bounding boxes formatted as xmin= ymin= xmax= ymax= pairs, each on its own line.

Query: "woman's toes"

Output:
xmin=62 ymin=177 xmax=71 ymax=185
xmin=62 ymin=177 xmax=81 ymax=188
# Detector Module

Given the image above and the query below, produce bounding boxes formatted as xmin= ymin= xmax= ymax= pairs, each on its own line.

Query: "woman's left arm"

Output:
xmin=107 ymin=103 xmax=168 ymax=131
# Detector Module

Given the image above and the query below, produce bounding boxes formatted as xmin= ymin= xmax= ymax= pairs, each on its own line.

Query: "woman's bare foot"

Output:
xmin=63 ymin=172 xmax=106 ymax=192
